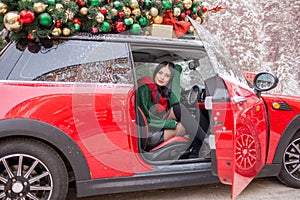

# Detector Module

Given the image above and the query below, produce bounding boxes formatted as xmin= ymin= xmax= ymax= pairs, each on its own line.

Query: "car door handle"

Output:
xmin=232 ymin=95 xmax=247 ymax=104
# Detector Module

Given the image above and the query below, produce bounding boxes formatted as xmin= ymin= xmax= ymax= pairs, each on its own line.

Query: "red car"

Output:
xmin=0 ymin=28 xmax=299 ymax=200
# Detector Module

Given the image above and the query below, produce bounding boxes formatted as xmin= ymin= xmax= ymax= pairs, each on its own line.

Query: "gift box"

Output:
xmin=149 ymin=24 xmax=175 ymax=38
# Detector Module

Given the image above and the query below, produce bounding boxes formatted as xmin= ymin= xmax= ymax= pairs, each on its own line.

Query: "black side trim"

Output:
xmin=256 ymin=164 xmax=281 ymax=178
xmin=210 ymin=149 xmax=218 ymax=176
xmin=76 ymin=169 xmax=219 ymax=198
xmin=0 ymin=118 xmax=90 ymax=180
xmin=272 ymin=114 xmax=300 ymax=163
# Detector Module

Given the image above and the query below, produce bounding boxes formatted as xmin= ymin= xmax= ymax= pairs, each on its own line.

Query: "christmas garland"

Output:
xmin=0 ymin=0 xmax=224 ymax=42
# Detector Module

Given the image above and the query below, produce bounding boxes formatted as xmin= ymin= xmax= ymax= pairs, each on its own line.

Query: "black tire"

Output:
xmin=277 ymin=132 xmax=300 ymax=188
xmin=0 ymin=138 xmax=69 ymax=200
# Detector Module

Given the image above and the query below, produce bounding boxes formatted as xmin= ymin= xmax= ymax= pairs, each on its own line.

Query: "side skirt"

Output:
xmin=76 ymin=164 xmax=219 ymax=198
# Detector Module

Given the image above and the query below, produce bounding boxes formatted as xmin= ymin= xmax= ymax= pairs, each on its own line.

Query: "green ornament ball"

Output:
xmin=113 ymin=1 xmax=121 ymax=9
xmin=162 ymin=0 xmax=172 ymax=10
xmin=48 ymin=0 xmax=55 ymax=6
xmin=131 ymin=23 xmax=141 ymax=35
xmin=89 ymin=0 xmax=99 ymax=6
xmin=74 ymin=23 xmax=81 ymax=31
xmin=124 ymin=18 xmax=133 ymax=26
xmin=192 ymin=6 xmax=198 ymax=14
xmin=101 ymin=21 xmax=110 ymax=33
xmin=138 ymin=17 xmax=148 ymax=27
xmin=145 ymin=0 xmax=152 ymax=8
xmin=39 ymin=13 xmax=52 ymax=27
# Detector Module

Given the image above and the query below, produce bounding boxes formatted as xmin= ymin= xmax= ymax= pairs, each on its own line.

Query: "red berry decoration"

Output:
xmin=193 ymin=13 xmax=198 ymax=19
xmin=19 ymin=10 xmax=35 ymax=25
xmin=202 ymin=7 xmax=208 ymax=13
xmin=72 ymin=18 xmax=82 ymax=26
xmin=27 ymin=33 xmax=35 ymax=40
xmin=55 ymin=20 xmax=62 ymax=28
xmin=100 ymin=7 xmax=107 ymax=15
xmin=118 ymin=11 xmax=125 ymax=19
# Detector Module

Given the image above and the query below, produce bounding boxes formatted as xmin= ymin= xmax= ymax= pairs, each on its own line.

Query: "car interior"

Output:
xmin=131 ymin=45 xmax=213 ymax=164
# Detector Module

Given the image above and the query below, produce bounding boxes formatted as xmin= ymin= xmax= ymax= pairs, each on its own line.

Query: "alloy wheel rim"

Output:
xmin=0 ymin=154 xmax=53 ymax=199
xmin=283 ymin=138 xmax=300 ymax=180
xmin=235 ymin=134 xmax=257 ymax=170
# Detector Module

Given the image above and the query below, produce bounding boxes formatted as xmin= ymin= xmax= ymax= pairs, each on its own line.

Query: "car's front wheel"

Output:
xmin=0 ymin=138 xmax=69 ymax=200
xmin=278 ymin=132 xmax=300 ymax=188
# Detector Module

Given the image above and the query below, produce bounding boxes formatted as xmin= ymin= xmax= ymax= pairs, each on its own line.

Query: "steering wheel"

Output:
xmin=187 ymin=85 xmax=200 ymax=105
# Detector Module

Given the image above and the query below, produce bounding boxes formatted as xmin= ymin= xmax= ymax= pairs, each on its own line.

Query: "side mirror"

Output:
xmin=253 ymin=72 xmax=278 ymax=92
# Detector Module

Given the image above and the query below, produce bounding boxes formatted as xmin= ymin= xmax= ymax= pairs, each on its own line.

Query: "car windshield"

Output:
xmin=190 ymin=18 xmax=249 ymax=87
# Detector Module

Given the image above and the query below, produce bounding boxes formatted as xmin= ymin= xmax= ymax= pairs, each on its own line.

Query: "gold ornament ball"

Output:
xmin=123 ymin=7 xmax=131 ymax=16
xmin=188 ymin=25 xmax=195 ymax=33
xmin=150 ymin=7 xmax=158 ymax=17
xmin=95 ymin=13 xmax=105 ymax=23
xmin=173 ymin=7 xmax=181 ymax=17
xmin=55 ymin=4 xmax=64 ymax=11
xmin=153 ymin=15 xmax=163 ymax=24
xmin=62 ymin=27 xmax=71 ymax=36
xmin=4 ymin=11 xmax=22 ymax=32
xmin=193 ymin=0 xmax=201 ymax=4
xmin=130 ymin=0 xmax=139 ymax=9
xmin=66 ymin=10 xmax=75 ymax=20
xmin=0 ymin=2 xmax=8 ymax=15
xmin=146 ymin=11 xmax=152 ymax=20
xmin=80 ymin=7 xmax=88 ymax=15
xmin=33 ymin=2 xmax=47 ymax=13
xmin=110 ymin=8 xmax=118 ymax=17
xmin=183 ymin=0 xmax=192 ymax=9
xmin=52 ymin=27 xmax=62 ymax=37
xmin=132 ymin=8 xmax=141 ymax=16
xmin=195 ymin=17 xmax=202 ymax=24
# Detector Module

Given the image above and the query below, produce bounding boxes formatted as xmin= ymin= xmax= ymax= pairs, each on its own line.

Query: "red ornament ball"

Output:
xmin=118 ymin=12 xmax=125 ymax=19
xmin=20 ymin=10 xmax=35 ymax=25
xmin=91 ymin=27 xmax=99 ymax=34
xmin=100 ymin=7 xmax=107 ymax=15
xmin=78 ymin=0 xmax=86 ymax=7
xmin=180 ymin=13 xmax=186 ymax=19
xmin=55 ymin=20 xmax=62 ymax=28
xmin=115 ymin=21 xmax=126 ymax=33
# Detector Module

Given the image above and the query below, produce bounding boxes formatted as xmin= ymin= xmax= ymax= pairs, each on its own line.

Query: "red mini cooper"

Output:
xmin=0 ymin=24 xmax=299 ymax=200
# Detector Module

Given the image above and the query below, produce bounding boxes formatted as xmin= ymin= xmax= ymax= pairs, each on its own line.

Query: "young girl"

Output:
xmin=137 ymin=61 xmax=207 ymax=152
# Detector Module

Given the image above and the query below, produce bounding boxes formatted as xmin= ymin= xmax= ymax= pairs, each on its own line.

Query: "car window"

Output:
xmin=131 ymin=45 xmax=216 ymax=90
xmin=8 ymin=40 xmax=134 ymax=84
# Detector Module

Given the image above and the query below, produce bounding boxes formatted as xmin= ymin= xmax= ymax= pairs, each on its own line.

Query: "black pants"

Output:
xmin=173 ymin=103 xmax=206 ymax=142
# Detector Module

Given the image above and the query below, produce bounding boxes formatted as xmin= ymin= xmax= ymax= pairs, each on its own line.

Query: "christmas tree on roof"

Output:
xmin=0 ymin=0 xmax=224 ymax=42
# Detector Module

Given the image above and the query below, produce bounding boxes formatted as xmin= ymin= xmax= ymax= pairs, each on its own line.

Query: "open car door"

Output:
xmin=205 ymin=75 xmax=268 ymax=199
xmin=190 ymin=19 xmax=268 ymax=199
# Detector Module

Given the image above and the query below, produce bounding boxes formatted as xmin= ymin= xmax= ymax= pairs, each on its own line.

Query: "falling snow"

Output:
xmin=203 ymin=0 xmax=300 ymax=95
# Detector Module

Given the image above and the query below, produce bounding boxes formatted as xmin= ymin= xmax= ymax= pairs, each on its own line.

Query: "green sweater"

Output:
xmin=137 ymin=64 xmax=182 ymax=131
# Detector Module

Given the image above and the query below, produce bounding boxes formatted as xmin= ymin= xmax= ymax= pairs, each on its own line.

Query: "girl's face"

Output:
xmin=154 ymin=66 xmax=171 ymax=87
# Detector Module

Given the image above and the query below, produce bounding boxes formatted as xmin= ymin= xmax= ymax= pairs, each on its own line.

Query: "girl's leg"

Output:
xmin=163 ymin=107 xmax=186 ymax=141
xmin=172 ymin=103 xmax=206 ymax=142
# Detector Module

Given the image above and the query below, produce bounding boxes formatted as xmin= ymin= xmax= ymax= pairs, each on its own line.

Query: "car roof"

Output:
xmin=56 ymin=33 xmax=205 ymax=48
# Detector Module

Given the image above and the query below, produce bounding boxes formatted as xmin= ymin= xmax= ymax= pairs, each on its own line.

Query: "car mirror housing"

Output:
xmin=253 ymin=72 xmax=279 ymax=92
